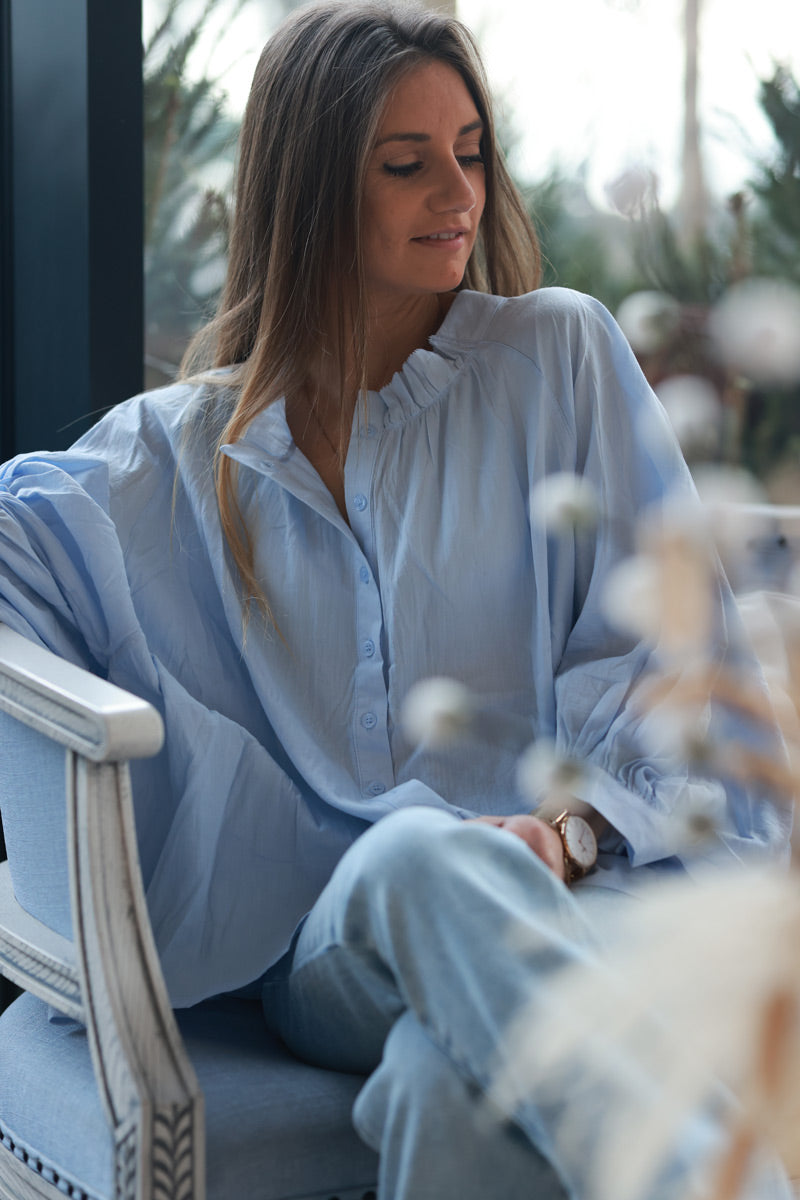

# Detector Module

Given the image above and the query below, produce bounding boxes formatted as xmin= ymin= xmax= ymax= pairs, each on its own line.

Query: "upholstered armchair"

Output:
xmin=0 ymin=624 xmax=378 ymax=1200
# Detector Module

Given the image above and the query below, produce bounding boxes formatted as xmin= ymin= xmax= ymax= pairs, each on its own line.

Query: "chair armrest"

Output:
xmin=0 ymin=624 xmax=204 ymax=1198
xmin=0 ymin=624 xmax=163 ymax=761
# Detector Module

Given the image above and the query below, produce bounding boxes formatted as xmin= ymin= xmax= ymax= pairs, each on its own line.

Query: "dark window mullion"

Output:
xmin=0 ymin=0 xmax=143 ymax=1016
xmin=3 ymin=0 xmax=142 ymax=458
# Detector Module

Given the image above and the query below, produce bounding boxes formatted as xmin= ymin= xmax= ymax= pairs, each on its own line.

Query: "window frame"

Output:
xmin=1 ymin=0 xmax=143 ymax=459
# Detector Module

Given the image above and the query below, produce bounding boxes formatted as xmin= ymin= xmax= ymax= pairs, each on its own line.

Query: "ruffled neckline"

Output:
xmin=230 ymin=289 xmax=505 ymax=461
xmin=376 ymin=289 xmax=504 ymax=424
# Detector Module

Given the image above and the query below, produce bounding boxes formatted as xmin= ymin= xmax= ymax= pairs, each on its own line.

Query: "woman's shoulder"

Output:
xmin=55 ymin=375 xmax=236 ymax=508
xmin=77 ymin=372 xmax=236 ymax=459
xmin=31 ymin=372 xmax=239 ymax=513
xmin=486 ymin=287 xmax=614 ymax=354
xmin=442 ymin=287 xmax=618 ymax=368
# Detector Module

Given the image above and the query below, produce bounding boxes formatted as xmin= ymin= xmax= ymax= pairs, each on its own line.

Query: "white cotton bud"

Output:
xmin=401 ymin=677 xmax=474 ymax=749
xmin=654 ymin=375 xmax=721 ymax=458
xmin=662 ymin=788 xmax=726 ymax=857
xmin=600 ymin=553 xmax=663 ymax=643
xmin=616 ymin=291 xmax=681 ymax=355
xmin=639 ymin=699 xmax=718 ymax=772
xmin=516 ymin=740 xmax=587 ymax=811
xmin=691 ymin=465 xmax=770 ymax=576
xmin=691 ymin=463 xmax=766 ymax=514
xmin=604 ymin=164 xmax=658 ymax=217
xmin=709 ymin=278 xmax=800 ymax=386
xmin=529 ymin=472 xmax=600 ymax=536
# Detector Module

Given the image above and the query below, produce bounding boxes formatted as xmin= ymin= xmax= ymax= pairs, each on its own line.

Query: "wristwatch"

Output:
xmin=548 ymin=810 xmax=598 ymax=884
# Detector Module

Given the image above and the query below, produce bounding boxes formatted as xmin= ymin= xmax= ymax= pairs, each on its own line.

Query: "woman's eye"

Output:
xmin=380 ymin=152 xmax=483 ymax=179
xmin=383 ymin=161 xmax=423 ymax=178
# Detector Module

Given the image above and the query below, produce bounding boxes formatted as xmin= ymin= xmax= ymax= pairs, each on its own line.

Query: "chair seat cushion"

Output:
xmin=0 ymin=992 xmax=378 ymax=1200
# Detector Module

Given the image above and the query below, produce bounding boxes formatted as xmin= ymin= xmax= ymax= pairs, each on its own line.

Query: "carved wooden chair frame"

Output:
xmin=0 ymin=624 xmax=204 ymax=1200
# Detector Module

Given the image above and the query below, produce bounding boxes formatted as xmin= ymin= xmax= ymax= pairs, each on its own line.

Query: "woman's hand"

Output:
xmin=466 ymin=814 xmax=566 ymax=882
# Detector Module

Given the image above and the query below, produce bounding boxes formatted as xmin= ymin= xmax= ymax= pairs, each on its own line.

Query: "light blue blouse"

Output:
xmin=0 ymin=288 xmax=788 ymax=1004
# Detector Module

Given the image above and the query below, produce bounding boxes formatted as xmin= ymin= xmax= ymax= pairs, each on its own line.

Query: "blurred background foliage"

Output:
xmin=750 ymin=69 xmax=800 ymax=289
xmin=143 ymin=0 xmax=243 ymax=386
xmin=143 ymin=1 xmax=800 ymax=493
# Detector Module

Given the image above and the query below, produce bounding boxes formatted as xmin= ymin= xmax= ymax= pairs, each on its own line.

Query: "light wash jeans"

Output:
xmin=260 ymin=806 xmax=791 ymax=1200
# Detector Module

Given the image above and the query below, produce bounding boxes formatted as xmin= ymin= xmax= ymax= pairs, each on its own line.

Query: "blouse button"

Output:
xmin=353 ymin=493 xmax=368 ymax=512
xmin=367 ymin=781 xmax=386 ymax=796
xmin=359 ymin=566 xmax=370 ymax=584
xmin=361 ymin=711 xmax=378 ymax=730
xmin=362 ymin=639 xmax=375 ymax=657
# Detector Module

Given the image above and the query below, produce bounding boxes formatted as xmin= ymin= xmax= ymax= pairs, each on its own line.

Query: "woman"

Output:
xmin=0 ymin=3 xmax=790 ymax=1197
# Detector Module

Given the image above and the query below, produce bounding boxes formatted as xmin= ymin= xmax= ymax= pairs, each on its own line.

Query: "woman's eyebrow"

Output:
xmin=375 ymin=118 xmax=483 ymax=148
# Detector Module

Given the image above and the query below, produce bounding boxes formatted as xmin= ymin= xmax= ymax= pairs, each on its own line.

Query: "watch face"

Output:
xmin=562 ymin=814 xmax=597 ymax=870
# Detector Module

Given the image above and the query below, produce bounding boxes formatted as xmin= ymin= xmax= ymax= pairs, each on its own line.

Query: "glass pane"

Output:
xmin=142 ymin=0 xmax=293 ymax=390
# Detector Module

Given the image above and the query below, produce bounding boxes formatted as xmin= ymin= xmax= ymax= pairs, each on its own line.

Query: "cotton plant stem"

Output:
xmin=709 ymin=674 xmax=785 ymax=728
xmin=711 ymin=988 xmax=799 ymax=1199
xmin=748 ymin=988 xmax=800 ymax=1173
xmin=710 ymin=1123 xmax=756 ymax=1200
xmin=636 ymin=666 xmax=778 ymax=730
xmin=655 ymin=531 xmax=714 ymax=657
xmin=723 ymin=750 xmax=799 ymax=811
xmin=756 ymin=990 xmax=795 ymax=1098
xmin=779 ymin=681 xmax=800 ymax=735
xmin=633 ymin=664 xmax=800 ymax=812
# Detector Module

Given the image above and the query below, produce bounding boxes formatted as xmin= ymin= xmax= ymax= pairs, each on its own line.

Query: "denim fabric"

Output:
xmin=261 ymin=807 xmax=792 ymax=1200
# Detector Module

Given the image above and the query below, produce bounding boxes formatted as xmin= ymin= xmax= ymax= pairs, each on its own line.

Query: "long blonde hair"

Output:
xmin=182 ymin=0 xmax=541 ymax=616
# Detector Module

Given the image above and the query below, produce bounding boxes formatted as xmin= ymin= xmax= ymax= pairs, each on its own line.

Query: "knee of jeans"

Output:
xmin=343 ymin=806 xmax=464 ymax=901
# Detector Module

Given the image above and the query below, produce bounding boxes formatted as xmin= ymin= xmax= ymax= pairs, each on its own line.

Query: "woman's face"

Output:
xmin=361 ymin=59 xmax=486 ymax=310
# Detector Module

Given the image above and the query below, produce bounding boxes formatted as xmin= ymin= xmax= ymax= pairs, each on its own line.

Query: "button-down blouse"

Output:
xmin=0 ymin=288 xmax=788 ymax=1004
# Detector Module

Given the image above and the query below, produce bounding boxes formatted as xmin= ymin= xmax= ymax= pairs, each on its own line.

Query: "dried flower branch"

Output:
xmin=492 ymin=871 xmax=800 ymax=1200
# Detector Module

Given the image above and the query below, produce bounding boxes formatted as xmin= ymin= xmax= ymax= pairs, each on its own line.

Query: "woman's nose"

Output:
xmin=429 ymin=159 xmax=478 ymax=214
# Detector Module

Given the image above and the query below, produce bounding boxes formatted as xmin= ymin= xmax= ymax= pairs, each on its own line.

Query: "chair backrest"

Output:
xmin=0 ymin=623 xmax=162 ymax=942
xmin=0 ymin=713 xmax=72 ymax=939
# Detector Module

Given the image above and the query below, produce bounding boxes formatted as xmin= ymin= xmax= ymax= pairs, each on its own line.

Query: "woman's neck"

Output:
xmin=364 ymin=290 xmax=452 ymax=391
xmin=305 ymin=290 xmax=453 ymax=409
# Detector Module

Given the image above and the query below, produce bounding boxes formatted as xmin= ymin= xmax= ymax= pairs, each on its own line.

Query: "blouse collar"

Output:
xmin=223 ymin=288 xmax=505 ymax=465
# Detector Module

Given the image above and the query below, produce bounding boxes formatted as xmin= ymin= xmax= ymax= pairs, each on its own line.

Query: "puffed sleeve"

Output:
xmin=0 ymin=438 xmax=368 ymax=1006
xmin=538 ymin=294 xmax=790 ymax=868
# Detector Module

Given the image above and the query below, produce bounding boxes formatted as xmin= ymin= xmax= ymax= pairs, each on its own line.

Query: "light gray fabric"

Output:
xmin=0 ymin=715 xmax=72 ymax=938
xmin=0 ymin=992 xmax=378 ymax=1200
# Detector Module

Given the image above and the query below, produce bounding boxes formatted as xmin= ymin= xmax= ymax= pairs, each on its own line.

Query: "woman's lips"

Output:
xmin=412 ymin=230 xmax=467 ymax=246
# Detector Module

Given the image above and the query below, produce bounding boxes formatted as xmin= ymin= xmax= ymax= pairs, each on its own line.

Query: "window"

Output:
xmin=142 ymin=0 xmax=284 ymax=388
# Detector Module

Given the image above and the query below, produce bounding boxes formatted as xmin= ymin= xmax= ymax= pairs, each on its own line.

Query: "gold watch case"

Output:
xmin=549 ymin=809 xmax=598 ymax=883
